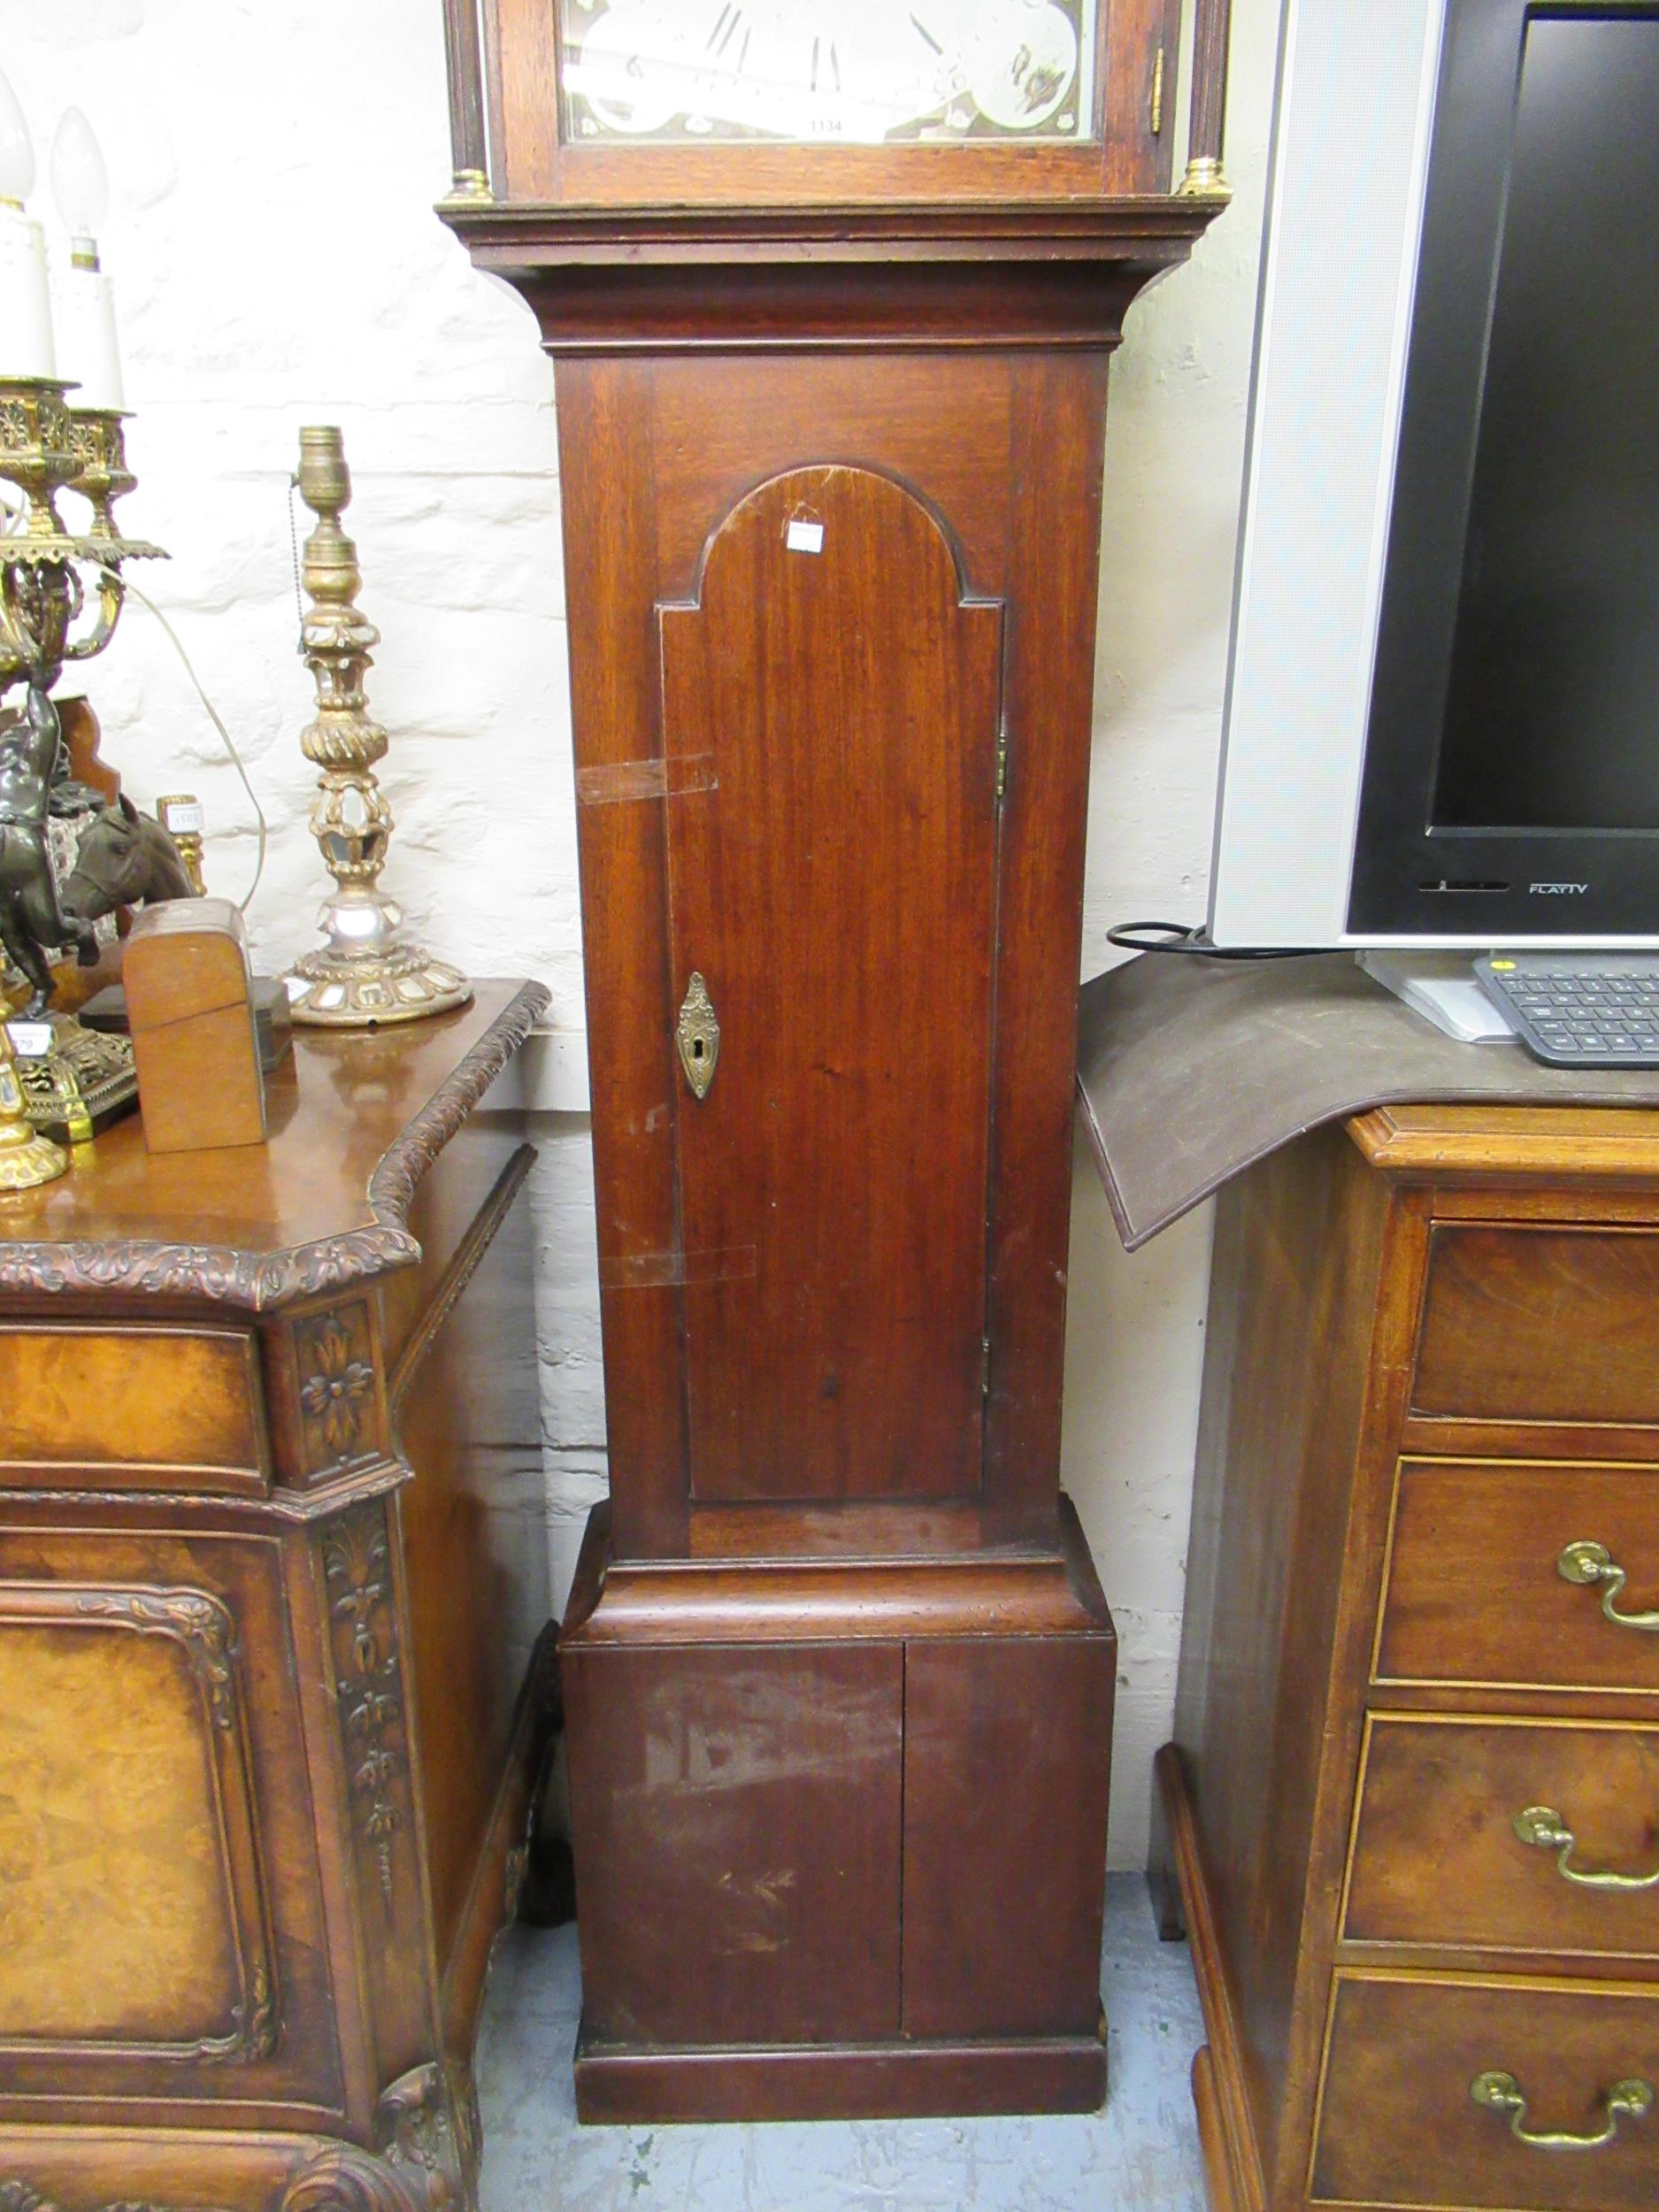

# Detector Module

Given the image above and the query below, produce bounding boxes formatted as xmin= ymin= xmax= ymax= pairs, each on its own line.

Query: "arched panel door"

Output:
xmin=660 ymin=465 xmax=1005 ymax=1503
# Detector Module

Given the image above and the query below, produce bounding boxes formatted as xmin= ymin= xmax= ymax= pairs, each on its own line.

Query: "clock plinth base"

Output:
xmin=560 ymin=1499 xmax=1116 ymax=2124
xmin=572 ymin=2021 xmax=1108 ymax=2127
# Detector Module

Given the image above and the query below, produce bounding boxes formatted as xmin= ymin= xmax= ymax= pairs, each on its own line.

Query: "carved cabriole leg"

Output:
xmin=376 ymin=2061 xmax=480 ymax=2212
xmin=279 ymin=2146 xmax=427 ymax=2212
xmin=278 ymin=2060 xmax=480 ymax=2212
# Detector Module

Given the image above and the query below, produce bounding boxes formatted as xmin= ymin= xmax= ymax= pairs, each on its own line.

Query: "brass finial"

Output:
xmin=156 ymin=795 xmax=207 ymax=895
xmin=1175 ymin=156 xmax=1233 ymax=201
xmin=282 ymin=426 xmax=471 ymax=1027
xmin=443 ymin=167 xmax=494 ymax=204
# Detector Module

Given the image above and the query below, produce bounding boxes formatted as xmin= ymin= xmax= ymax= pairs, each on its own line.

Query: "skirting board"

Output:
xmin=573 ymin=2021 xmax=1109 ymax=2124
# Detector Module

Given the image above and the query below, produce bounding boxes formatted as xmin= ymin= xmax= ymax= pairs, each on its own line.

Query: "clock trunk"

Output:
xmin=548 ymin=347 xmax=1123 ymax=2121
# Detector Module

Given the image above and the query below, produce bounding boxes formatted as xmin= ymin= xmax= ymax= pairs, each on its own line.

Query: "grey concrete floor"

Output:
xmin=476 ymin=1876 xmax=1208 ymax=2211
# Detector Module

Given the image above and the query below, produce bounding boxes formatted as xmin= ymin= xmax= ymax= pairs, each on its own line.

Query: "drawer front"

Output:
xmin=1414 ymin=1225 xmax=1659 ymax=1438
xmin=1346 ymin=1716 xmax=1659 ymax=1960
xmin=1378 ymin=1461 xmax=1659 ymax=1695
xmin=1313 ymin=1972 xmax=1659 ymax=2209
xmin=0 ymin=1325 xmax=266 ymax=1492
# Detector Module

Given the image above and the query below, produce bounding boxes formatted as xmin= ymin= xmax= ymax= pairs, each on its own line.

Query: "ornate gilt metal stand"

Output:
xmin=0 ymin=1021 xmax=66 ymax=1187
xmin=283 ymin=426 xmax=470 ymax=1028
xmin=0 ymin=379 xmax=161 ymax=685
xmin=14 ymin=1010 xmax=137 ymax=1143
xmin=0 ymin=374 xmax=164 ymax=1137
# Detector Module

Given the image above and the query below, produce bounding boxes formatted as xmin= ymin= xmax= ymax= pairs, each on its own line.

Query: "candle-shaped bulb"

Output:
xmin=0 ymin=70 xmax=54 ymax=379
xmin=47 ymin=106 xmax=120 ymax=408
xmin=0 ymin=67 xmax=37 ymax=207
xmin=50 ymin=108 xmax=109 ymax=262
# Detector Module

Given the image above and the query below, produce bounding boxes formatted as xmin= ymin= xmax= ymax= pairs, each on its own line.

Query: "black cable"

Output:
xmin=1105 ymin=921 xmax=1317 ymax=961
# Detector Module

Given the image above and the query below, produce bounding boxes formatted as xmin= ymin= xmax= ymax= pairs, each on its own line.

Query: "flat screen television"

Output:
xmin=1207 ymin=0 xmax=1659 ymax=949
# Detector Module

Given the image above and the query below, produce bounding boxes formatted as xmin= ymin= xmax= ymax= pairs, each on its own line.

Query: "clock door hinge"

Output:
xmin=981 ymin=1335 xmax=993 ymax=1397
xmin=995 ymin=722 xmax=1010 ymax=808
xmin=1151 ymin=46 xmax=1166 ymax=136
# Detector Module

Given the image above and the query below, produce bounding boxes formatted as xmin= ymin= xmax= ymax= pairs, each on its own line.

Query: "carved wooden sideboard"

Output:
xmin=0 ymin=980 xmax=550 ymax=2212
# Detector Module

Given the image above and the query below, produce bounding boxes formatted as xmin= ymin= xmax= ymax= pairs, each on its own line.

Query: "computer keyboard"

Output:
xmin=1476 ymin=953 xmax=1659 ymax=1066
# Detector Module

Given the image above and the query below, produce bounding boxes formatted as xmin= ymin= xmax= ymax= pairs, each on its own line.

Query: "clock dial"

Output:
xmin=557 ymin=0 xmax=1099 ymax=145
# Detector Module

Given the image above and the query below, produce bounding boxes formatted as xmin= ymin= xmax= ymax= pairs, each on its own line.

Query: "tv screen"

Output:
xmin=1433 ymin=12 xmax=1659 ymax=832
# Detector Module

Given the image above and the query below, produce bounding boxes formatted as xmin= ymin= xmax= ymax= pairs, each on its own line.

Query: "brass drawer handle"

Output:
xmin=1471 ymin=2070 xmax=1654 ymax=2152
xmin=1513 ymin=1805 xmax=1659 ymax=1893
xmin=1559 ymin=1540 xmax=1659 ymax=1632
xmin=676 ymin=972 xmax=720 ymax=1100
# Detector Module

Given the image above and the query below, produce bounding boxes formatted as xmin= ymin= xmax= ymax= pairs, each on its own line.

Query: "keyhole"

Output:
xmin=693 ymin=1041 xmax=705 ymax=1063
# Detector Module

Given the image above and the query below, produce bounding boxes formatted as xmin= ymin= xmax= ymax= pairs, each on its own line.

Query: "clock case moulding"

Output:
xmin=439 ymin=0 xmax=1230 ymax=2131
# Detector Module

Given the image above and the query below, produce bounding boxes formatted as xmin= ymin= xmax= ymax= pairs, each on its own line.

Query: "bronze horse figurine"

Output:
xmin=62 ymin=794 xmax=195 ymax=924
xmin=0 ymin=687 xmax=99 ymax=1017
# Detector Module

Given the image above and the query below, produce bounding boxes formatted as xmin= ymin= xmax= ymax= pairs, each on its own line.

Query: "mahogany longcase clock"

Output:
xmin=442 ymin=0 xmax=1230 ymax=2125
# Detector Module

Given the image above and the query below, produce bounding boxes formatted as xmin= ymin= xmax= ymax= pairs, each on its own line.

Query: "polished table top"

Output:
xmin=0 ymin=979 xmax=545 ymax=1309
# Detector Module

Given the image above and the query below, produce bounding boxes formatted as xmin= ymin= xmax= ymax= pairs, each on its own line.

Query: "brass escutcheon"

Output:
xmin=676 ymin=972 xmax=720 ymax=1101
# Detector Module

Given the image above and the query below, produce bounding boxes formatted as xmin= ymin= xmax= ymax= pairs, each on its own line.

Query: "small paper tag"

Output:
xmin=7 ymin=1021 xmax=53 ymax=1059
xmin=160 ymin=800 xmax=206 ymax=835
xmin=786 ymin=518 xmax=826 ymax=556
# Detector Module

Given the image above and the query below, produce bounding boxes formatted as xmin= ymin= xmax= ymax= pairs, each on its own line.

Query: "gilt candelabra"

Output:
xmin=0 ymin=376 xmax=161 ymax=701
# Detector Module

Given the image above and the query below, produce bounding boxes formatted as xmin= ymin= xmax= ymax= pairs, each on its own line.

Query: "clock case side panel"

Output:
xmin=556 ymin=359 xmax=692 ymax=1559
xmin=476 ymin=0 xmax=1181 ymax=204
xmin=555 ymin=349 xmax=1111 ymax=1556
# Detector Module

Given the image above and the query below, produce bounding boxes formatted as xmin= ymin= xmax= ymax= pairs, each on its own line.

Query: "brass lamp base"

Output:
xmin=285 ymin=942 xmax=472 ymax=1029
xmin=0 ymin=1026 xmax=68 ymax=1188
xmin=0 ymin=1118 xmax=68 ymax=1188
xmin=283 ymin=429 xmax=473 ymax=1033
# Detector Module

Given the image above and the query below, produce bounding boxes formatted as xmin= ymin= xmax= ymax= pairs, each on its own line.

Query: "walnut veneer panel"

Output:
xmin=0 ymin=1526 xmax=334 ymax=2122
xmin=0 ymin=1324 xmax=264 ymax=1486
xmin=0 ymin=1601 xmax=256 ymax=2051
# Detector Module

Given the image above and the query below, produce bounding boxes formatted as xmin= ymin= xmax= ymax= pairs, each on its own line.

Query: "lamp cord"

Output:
xmin=95 ymin=562 xmax=269 ymax=913
xmin=286 ymin=476 xmax=307 ymax=647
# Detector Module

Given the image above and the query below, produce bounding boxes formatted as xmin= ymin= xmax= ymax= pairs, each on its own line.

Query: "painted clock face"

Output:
xmin=556 ymin=0 xmax=1100 ymax=145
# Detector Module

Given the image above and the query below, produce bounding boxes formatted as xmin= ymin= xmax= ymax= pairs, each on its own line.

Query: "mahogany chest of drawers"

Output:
xmin=0 ymin=982 xmax=549 ymax=2212
xmin=1158 ymin=1102 xmax=1659 ymax=2212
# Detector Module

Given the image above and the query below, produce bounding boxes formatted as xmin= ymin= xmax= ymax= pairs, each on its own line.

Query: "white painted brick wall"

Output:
xmin=14 ymin=0 xmax=1276 ymax=1869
